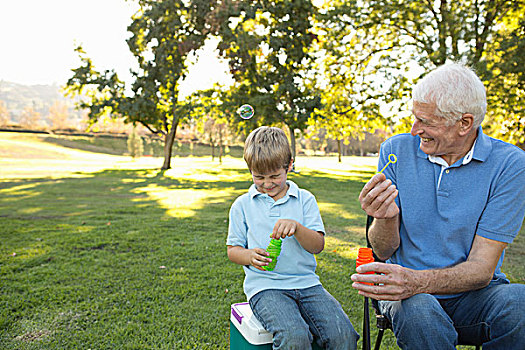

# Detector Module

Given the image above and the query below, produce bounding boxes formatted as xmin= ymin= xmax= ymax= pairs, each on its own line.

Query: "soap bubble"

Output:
xmin=237 ymin=104 xmax=254 ymax=120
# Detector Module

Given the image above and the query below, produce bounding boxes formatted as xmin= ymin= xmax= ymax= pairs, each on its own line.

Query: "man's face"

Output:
xmin=251 ymin=166 xmax=289 ymax=201
xmin=410 ymin=101 xmax=463 ymax=163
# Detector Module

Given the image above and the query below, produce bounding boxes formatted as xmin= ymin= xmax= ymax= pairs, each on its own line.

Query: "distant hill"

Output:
xmin=0 ymin=81 xmax=83 ymax=125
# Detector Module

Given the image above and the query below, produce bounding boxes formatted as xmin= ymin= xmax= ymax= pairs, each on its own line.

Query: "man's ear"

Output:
xmin=459 ymin=114 xmax=475 ymax=136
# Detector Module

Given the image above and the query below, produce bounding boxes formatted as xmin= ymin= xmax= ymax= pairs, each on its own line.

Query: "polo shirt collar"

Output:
xmin=471 ymin=126 xmax=492 ymax=162
xmin=417 ymin=126 xmax=492 ymax=164
xmin=249 ymin=180 xmax=299 ymax=199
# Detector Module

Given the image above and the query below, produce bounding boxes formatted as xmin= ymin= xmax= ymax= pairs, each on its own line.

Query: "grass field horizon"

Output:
xmin=1 ymin=131 xmax=523 ymax=349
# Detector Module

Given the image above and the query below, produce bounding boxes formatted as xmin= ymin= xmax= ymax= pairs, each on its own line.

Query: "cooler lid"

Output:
xmin=231 ymin=302 xmax=273 ymax=345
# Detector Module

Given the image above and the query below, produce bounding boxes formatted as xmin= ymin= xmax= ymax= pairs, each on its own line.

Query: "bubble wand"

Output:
xmin=356 ymin=247 xmax=375 ymax=350
xmin=378 ymin=154 xmax=397 ymax=174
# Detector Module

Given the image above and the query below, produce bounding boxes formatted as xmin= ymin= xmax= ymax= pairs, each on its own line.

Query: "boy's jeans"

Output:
xmin=379 ymin=281 xmax=525 ymax=349
xmin=249 ymin=285 xmax=359 ymax=350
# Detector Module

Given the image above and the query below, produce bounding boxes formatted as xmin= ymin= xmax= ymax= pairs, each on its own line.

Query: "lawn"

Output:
xmin=1 ymin=132 xmax=523 ymax=349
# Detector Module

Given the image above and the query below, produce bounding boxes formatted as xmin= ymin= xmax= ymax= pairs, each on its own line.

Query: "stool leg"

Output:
xmin=363 ymin=297 xmax=370 ymax=350
xmin=374 ymin=330 xmax=384 ymax=350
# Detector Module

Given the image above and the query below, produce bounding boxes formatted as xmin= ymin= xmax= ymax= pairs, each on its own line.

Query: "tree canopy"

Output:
xmin=209 ymin=0 xmax=323 ymax=165
xmin=338 ymin=0 xmax=525 ymax=145
xmin=66 ymin=0 xmax=525 ymax=168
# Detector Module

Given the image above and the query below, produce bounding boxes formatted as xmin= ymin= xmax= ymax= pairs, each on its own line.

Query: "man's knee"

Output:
xmin=380 ymin=294 xmax=457 ymax=349
xmin=491 ymin=284 xmax=525 ymax=335
xmin=383 ymin=294 xmax=447 ymax=327
xmin=499 ymin=283 xmax=525 ymax=312
xmin=382 ymin=294 xmax=454 ymax=335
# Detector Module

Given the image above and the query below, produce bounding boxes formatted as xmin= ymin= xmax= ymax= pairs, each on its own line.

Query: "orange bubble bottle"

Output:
xmin=356 ymin=247 xmax=375 ymax=285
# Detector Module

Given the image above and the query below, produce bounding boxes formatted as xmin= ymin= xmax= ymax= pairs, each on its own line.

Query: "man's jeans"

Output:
xmin=379 ymin=281 xmax=525 ymax=349
xmin=249 ymin=285 xmax=359 ymax=350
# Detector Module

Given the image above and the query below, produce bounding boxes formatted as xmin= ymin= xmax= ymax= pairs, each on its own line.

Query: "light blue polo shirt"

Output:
xmin=227 ymin=180 xmax=325 ymax=300
xmin=380 ymin=127 xmax=525 ymax=298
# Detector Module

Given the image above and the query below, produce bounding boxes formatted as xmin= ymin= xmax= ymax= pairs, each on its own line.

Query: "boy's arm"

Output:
xmin=271 ymin=220 xmax=325 ymax=254
xmin=227 ymin=245 xmax=272 ymax=271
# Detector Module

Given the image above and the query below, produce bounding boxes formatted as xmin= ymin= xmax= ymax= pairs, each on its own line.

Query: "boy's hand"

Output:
xmin=249 ymin=248 xmax=272 ymax=271
xmin=271 ymin=219 xmax=298 ymax=239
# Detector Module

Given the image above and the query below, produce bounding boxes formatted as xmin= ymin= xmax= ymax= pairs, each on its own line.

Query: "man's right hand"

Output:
xmin=359 ymin=173 xmax=399 ymax=219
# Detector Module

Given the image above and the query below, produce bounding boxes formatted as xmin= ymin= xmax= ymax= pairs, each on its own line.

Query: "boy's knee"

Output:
xmin=276 ymin=327 xmax=312 ymax=349
xmin=322 ymin=326 xmax=359 ymax=350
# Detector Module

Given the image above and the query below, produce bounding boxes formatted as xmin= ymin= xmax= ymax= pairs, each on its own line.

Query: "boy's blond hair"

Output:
xmin=244 ymin=126 xmax=292 ymax=174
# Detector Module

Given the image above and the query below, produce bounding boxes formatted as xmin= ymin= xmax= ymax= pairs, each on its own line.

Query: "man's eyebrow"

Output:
xmin=411 ymin=112 xmax=428 ymax=122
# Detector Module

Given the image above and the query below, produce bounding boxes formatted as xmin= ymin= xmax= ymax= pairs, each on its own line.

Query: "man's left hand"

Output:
xmin=351 ymin=262 xmax=424 ymax=301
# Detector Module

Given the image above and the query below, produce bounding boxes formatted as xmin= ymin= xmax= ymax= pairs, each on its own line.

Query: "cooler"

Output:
xmin=230 ymin=302 xmax=323 ymax=349
xmin=230 ymin=302 xmax=272 ymax=349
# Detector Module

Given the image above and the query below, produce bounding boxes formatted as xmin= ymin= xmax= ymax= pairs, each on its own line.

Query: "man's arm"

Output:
xmin=359 ymin=173 xmax=400 ymax=260
xmin=351 ymin=235 xmax=507 ymax=300
xmin=368 ymin=217 xmax=400 ymax=261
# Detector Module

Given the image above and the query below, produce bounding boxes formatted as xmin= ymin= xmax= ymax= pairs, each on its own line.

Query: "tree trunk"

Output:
xmin=218 ymin=128 xmax=223 ymax=164
xmin=337 ymin=139 xmax=342 ymax=163
xmin=287 ymin=124 xmax=297 ymax=172
xmin=161 ymin=116 xmax=178 ymax=170
xmin=210 ymin=133 xmax=215 ymax=161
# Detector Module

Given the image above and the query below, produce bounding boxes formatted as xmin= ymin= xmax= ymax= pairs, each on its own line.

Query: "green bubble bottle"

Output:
xmin=263 ymin=238 xmax=282 ymax=271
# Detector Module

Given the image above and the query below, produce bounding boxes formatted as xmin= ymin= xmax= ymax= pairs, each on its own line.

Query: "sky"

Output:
xmin=0 ymin=0 xmax=233 ymax=96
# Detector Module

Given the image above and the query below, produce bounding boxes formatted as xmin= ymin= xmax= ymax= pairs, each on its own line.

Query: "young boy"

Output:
xmin=227 ymin=126 xmax=358 ymax=349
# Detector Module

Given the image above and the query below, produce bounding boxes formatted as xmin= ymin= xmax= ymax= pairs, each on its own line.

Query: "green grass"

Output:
xmin=0 ymin=132 xmax=523 ymax=349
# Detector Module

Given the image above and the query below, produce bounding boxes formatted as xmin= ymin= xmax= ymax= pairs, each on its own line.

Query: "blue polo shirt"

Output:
xmin=227 ymin=180 xmax=325 ymax=300
xmin=380 ymin=127 xmax=525 ymax=297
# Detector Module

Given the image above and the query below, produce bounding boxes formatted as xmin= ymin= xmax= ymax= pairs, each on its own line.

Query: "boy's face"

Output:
xmin=251 ymin=162 xmax=291 ymax=201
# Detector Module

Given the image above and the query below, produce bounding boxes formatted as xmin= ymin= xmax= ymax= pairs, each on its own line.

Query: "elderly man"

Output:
xmin=352 ymin=63 xmax=525 ymax=349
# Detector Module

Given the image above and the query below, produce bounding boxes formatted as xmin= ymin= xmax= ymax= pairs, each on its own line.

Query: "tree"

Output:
xmin=309 ymin=0 xmax=412 ymax=161
xmin=127 ymin=125 xmax=144 ymax=158
xmin=191 ymin=89 xmax=234 ymax=163
xmin=66 ymin=0 xmax=213 ymax=169
xmin=211 ymin=0 xmax=322 ymax=166
xmin=352 ymin=0 xmax=524 ymax=68
xmin=48 ymin=100 xmax=70 ymax=130
xmin=19 ymin=106 xmax=41 ymax=129
xmin=340 ymin=0 xmax=525 ymax=142
xmin=0 ymin=101 xmax=9 ymax=127
xmin=481 ymin=8 xmax=525 ymax=147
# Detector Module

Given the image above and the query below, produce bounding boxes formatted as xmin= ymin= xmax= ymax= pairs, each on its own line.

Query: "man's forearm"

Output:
xmin=351 ymin=259 xmax=496 ymax=301
xmin=368 ymin=216 xmax=400 ymax=261
xmin=415 ymin=260 xmax=494 ymax=295
xmin=414 ymin=235 xmax=505 ymax=295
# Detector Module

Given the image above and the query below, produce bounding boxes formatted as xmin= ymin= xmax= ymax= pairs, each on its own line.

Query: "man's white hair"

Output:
xmin=412 ymin=63 xmax=487 ymax=128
